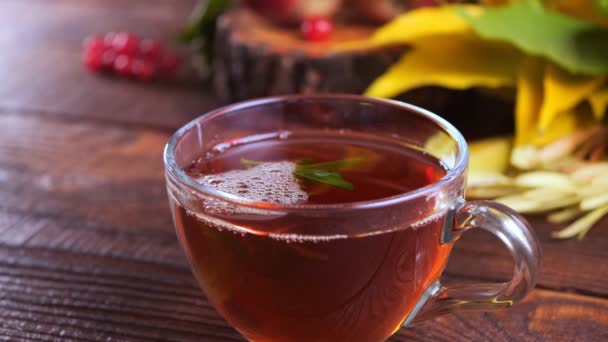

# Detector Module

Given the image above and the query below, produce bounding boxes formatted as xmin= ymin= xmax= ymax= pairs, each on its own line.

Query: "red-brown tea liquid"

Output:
xmin=170 ymin=132 xmax=453 ymax=342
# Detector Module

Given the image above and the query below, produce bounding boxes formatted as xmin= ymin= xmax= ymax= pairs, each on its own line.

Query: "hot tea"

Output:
xmin=169 ymin=131 xmax=453 ymax=342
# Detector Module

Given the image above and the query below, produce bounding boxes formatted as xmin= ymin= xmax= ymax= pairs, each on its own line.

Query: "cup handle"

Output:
xmin=404 ymin=200 xmax=542 ymax=326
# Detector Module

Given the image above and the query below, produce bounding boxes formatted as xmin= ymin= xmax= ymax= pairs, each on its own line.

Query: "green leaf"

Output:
xmin=300 ymin=157 xmax=364 ymax=172
xmin=241 ymin=157 xmax=361 ymax=190
xmin=457 ymin=1 xmax=608 ymax=76
xmin=294 ymin=157 xmax=363 ymax=190
xmin=596 ymin=0 xmax=608 ymax=17
xmin=294 ymin=169 xmax=354 ymax=190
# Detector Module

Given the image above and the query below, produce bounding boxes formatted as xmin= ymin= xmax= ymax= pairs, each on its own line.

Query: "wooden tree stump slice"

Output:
xmin=212 ymin=9 xmax=515 ymax=140
xmin=213 ymin=9 xmax=405 ymax=102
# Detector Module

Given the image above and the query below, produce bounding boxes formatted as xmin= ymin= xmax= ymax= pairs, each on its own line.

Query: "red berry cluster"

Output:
xmin=83 ymin=32 xmax=179 ymax=81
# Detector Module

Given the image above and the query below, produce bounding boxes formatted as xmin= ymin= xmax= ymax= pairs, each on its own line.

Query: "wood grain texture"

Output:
xmin=0 ymin=112 xmax=183 ymax=266
xmin=0 ymin=0 xmax=216 ymax=131
xmin=0 ymin=245 xmax=607 ymax=341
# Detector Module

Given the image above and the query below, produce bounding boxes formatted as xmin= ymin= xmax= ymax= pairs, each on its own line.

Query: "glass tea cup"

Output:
xmin=164 ymin=95 xmax=541 ymax=342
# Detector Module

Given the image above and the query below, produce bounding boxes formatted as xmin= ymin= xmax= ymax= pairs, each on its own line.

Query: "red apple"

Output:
xmin=243 ymin=0 xmax=343 ymax=24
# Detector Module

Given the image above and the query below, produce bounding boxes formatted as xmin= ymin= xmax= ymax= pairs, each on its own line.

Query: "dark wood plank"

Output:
xmin=0 ymin=246 xmax=241 ymax=341
xmin=0 ymin=112 xmax=169 ymax=227
xmin=398 ymin=288 xmax=608 ymax=342
xmin=0 ymin=0 xmax=216 ymax=130
xmin=0 ymin=112 xmax=184 ymax=266
xmin=0 ymin=244 xmax=606 ymax=341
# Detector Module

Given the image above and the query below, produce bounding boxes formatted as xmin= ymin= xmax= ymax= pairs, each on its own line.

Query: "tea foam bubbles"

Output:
xmin=198 ymin=161 xmax=308 ymax=205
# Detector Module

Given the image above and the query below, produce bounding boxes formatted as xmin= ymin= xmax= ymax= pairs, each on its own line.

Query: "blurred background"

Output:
xmin=0 ymin=0 xmax=606 ymax=340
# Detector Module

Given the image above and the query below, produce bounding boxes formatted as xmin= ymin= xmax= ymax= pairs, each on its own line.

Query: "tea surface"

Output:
xmin=186 ymin=132 xmax=446 ymax=204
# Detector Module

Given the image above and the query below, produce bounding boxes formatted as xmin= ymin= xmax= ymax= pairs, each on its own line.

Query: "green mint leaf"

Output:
xmin=457 ymin=1 xmax=608 ymax=75
xmin=241 ymin=157 xmax=362 ymax=190
xmin=300 ymin=157 xmax=364 ymax=172
xmin=294 ymin=157 xmax=362 ymax=190
xmin=294 ymin=168 xmax=354 ymax=190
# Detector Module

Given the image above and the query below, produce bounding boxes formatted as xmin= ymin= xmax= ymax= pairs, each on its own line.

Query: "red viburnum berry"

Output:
xmin=301 ymin=17 xmax=333 ymax=41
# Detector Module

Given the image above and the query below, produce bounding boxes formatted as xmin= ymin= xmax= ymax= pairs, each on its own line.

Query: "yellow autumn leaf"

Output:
xmin=589 ymin=88 xmax=608 ymax=120
xmin=531 ymin=107 xmax=596 ymax=146
xmin=365 ymin=35 xmax=521 ymax=98
xmin=335 ymin=5 xmax=477 ymax=52
xmin=371 ymin=5 xmax=474 ymax=45
xmin=515 ymin=57 xmax=545 ymax=146
xmin=538 ymin=63 xmax=604 ymax=132
xmin=514 ymin=59 xmax=594 ymax=146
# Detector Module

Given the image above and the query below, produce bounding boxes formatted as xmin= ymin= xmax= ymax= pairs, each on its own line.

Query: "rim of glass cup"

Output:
xmin=163 ymin=94 xmax=469 ymax=213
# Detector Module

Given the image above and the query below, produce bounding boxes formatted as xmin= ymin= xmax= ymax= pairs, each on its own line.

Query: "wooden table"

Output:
xmin=1 ymin=1 xmax=607 ymax=340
